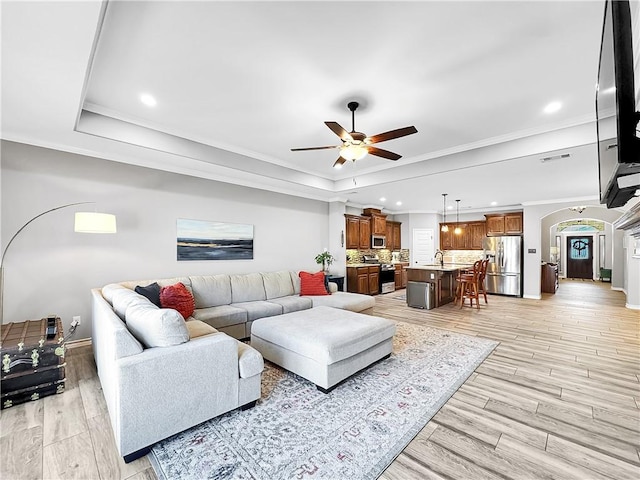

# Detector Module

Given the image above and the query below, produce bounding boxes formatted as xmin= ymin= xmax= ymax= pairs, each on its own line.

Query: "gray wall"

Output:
xmin=1 ymin=141 xmax=329 ymax=339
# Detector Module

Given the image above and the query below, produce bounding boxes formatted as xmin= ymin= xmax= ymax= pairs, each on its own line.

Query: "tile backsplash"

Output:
xmin=443 ymin=250 xmax=484 ymax=264
xmin=346 ymin=249 xmax=410 ymax=264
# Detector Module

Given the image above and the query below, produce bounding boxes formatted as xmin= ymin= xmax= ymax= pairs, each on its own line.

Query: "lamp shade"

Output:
xmin=340 ymin=144 xmax=368 ymax=161
xmin=74 ymin=212 xmax=117 ymax=233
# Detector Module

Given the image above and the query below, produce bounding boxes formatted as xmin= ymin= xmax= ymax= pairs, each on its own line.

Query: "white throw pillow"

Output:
xmin=125 ymin=302 xmax=189 ymax=348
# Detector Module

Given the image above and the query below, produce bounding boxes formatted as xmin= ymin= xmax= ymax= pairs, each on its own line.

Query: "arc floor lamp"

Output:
xmin=0 ymin=202 xmax=117 ymax=324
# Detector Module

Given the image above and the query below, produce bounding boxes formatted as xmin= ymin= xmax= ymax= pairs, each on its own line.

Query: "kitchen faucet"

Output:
xmin=434 ymin=250 xmax=444 ymax=267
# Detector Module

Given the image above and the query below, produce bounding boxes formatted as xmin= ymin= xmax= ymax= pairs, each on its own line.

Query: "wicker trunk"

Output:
xmin=1 ymin=318 xmax=66 ymax=409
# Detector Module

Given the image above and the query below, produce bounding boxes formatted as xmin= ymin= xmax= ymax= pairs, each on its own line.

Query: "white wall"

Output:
xmin=1 ymin=141 xmax=329 ymax=339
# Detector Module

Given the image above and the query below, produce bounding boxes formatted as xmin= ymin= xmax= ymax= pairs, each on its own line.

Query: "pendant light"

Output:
xmin=454 ymin=199 xmax=462 ymax=235
xmin=440 ymin=193 xmax=449 ymax=232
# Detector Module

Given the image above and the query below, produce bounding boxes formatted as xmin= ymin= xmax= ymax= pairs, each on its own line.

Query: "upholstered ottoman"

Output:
xmin=250 ymin=306 xmax=396 ymax=392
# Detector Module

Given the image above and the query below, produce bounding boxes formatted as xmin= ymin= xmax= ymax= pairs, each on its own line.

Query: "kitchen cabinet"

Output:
xmin=406 ymin=266 xmax=460 ymax=307
xmin=359 ymin=217 xmax=371 ymax=249
xmin=345 ymin=215 xmax=360 ymax=249
xmin=386 ymin=221 xmax=402 ymax=251
xmin=468 ymin=222 xmax=486 ymax=249
xmin=439 ymin=221 xmax=485 ymax=250
xmin=485 ymin=212 xmax=523 ymax=236
xmin=363 ymin=208 xmax=387 ymax=235
xmin=394 ymin=263 xmax=409 ymax=289
xmin=347 ymin=265 xmax=380 ymax=295
xmin=344 ymin=215 xmax=371 ymax=249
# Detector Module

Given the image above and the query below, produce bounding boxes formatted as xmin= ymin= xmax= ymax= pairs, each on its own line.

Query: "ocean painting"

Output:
xmin=177 ymin=219 xmax=254 ymax=261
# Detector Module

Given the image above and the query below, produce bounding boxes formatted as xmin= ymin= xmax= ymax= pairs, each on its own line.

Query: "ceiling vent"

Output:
xmin=540 ymin=153 xmax=571 ymax=163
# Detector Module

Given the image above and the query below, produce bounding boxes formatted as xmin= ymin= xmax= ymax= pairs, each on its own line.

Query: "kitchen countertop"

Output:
xmin=409 ymin=263 xmax=473 ymax=272
xmin=347 ymin=263 xmax=381 ymax=268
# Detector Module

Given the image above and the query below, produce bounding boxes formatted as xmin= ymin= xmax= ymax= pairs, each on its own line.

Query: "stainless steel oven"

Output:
xmin=379 ymin=264 xmax=396 ymax=294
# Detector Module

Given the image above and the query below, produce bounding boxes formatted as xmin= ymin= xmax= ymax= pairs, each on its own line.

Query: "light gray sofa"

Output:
xmin=111 ymin=270 xmax=375 ymax=339
xmin=91 ymin=270 xmax=374 ymax=462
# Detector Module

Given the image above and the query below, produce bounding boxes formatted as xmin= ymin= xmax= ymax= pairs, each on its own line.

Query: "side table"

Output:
xmin=327 ymin=275 xmax=345 ymax=292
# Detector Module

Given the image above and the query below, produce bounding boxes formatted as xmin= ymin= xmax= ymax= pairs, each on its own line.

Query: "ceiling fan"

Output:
xmin=291 ymin=101 xmax=418 ymax=168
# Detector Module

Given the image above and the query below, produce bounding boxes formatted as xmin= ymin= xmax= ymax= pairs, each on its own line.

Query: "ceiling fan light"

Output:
xmin=340 ymin=144 xmax=368 ymax=161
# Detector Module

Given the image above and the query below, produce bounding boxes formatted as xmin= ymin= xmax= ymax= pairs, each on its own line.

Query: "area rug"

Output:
xmin=149 ymin=321 xmax=497 ymax=480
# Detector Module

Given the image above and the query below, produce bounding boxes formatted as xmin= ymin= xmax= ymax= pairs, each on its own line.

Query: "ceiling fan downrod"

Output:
xmin=347 ymin=101 xmax=359 ymax=133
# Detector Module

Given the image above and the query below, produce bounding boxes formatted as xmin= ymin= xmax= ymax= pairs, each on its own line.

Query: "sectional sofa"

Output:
xmin=91 ymin=270 xmax=375 ymax=461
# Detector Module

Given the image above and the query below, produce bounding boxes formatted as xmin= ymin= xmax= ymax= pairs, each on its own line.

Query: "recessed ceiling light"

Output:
xmin=379 ymin=197 xmax=386 ymax=202
xmin=447 ymin=205 xmax=453 ymax=210
xmin=490 ymin=201 xmax=498 ymax=206
xmin=543 ymin=101 xmax=562 ymax=114
xmin=140 ymin=93 xmax=157 ymax=107
xmin=396 ymin=201 xmax=402 ymax=206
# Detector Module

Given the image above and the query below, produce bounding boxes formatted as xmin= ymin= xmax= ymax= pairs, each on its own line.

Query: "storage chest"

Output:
xmin=1 ymin=318 xmax=66 ymax=409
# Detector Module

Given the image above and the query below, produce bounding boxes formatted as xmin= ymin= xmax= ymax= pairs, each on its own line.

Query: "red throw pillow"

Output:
xmin=299 ymin=271 xmax=329 ymax=296
xmin=160 ymin=282 xmax=195 ymax=319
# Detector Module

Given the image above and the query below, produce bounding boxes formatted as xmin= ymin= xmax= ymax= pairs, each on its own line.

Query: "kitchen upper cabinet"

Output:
xmin=386 ymin=221 xmax=402 ymax=251
xmin=439 ymin=222 xmax=485 ymax=250
xmin=468 ymin=222 xmax=486 ymax=249
xmin=359 ymin=217 xmax=371 ymax=249
xmin=485 ymin=212 xmax=523 ymax=236
xmin=363 ymin=208 xmax=387 ymax=235
xmin=505 ymin=213 xmax=523 ymax=234
xmin=345 ymin=215 xmax=360 ymax=249
xmin=345 ymin=214 xmax=372 ymax=249
xmin=439 ymin=225 xmax=454 ymax=250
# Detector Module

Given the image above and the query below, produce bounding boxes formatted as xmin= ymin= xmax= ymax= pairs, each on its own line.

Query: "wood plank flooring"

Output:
xmin=1 ymin=279 xmax=638 ymax=479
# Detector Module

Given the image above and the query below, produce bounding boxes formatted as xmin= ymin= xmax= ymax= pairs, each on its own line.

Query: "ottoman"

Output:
xmin=250 ymin=306 xmax=396 ymax=392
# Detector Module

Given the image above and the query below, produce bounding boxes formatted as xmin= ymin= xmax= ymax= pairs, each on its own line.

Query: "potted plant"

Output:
xmin=315 ymin=251 xmax=334 ymax=272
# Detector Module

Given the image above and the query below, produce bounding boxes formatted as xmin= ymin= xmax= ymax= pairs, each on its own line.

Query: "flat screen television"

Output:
xmin=596 ymin=0 xmax=640 ymax=208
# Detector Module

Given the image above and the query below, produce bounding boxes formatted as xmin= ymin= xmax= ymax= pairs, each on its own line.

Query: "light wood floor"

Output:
xmin=1 ymin=279 xmax=638 ymax=479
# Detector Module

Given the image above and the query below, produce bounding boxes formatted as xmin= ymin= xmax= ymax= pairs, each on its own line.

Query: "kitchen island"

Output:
xmin=406 ymin=264 xmax=472 ymax=308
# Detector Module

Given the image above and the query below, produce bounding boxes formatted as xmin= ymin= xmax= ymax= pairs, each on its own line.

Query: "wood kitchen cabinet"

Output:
xmin=439 ymin=221 xmax=485 ymax=250
xmin=345 ymin=214 xmax=371 ymax=249
xmin=468 ymin=222 xmax=486 ymax=249
xmin=395 ymin=263 xmax=409 ymax=289
xmin=363 ymin=208 xmax=387 ymax=236
xmin=345 ymin=215 xmax=360 ymax=249
xmin=386 ymin=221 xmax=402 ymax=251
xmin=347 ymin=266 xmax=379 ymax=295
xmin=485 ymin=212 xmax=523 ymax=235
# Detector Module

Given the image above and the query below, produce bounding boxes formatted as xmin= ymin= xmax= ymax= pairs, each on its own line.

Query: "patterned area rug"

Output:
xmin=150 ymin=321 xmax=497 ymax=480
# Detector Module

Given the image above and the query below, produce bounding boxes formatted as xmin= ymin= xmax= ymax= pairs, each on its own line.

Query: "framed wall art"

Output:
xmin=177 ymin=218 xmax=254 ymax=261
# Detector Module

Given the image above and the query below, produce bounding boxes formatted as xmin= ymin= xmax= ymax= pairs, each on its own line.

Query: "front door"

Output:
xmin=566 ymin=236 xmax=593 ymax=280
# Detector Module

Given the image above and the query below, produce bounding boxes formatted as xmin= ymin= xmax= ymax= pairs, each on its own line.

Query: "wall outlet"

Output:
xmin=72 ymin=315 xmax=81 ymax=326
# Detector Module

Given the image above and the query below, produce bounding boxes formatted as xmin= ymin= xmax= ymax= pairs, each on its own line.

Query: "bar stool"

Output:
xmin=478 ymin=258 xmax=490 ymax=304
xmin=454 ymin=260 xmax=482 ymax=309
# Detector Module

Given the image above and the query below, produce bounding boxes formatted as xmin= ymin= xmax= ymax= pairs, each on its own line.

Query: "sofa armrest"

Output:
xmin=112 ymin=332 xmax=241 ymax=456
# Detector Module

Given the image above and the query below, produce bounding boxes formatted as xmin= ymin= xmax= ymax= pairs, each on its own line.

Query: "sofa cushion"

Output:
xmin=262 ymin=271 xmax=295 ymax=300
xmin=125 ymin=302 xmax=190 ymax=348
xmin=135 ymin=282 xmax=161 ymax=307
xmin=190 ymin=274 xmax=232 ymax=308
xmin=237 ymin=343 xmax=264 ymax=379
xmin=290 ymin=272 xmax=301 ymax=295
xmin=231 ymin=301 xmax=283 ymax=321
xmin=120 ymin=277 xmax=193 ymax=294
xmin=230 ymin=273 xmax=266 ymax=303
xmin=305 ymin=291 xmax=375 ymax=312
xmin=266 ymin=295 xmax=313 ymax=314
xmin=191 ymin=304 xmax=248 ymax=329
xmin=160 ymin=282 xmax=195 ymax=319
xmin=111 ymin=288 xmax=154 ymax=321
xmin=299 ymin=271 xmax=329 ymax=296
xmin=185 ymin=320 xmax=218 ymax=339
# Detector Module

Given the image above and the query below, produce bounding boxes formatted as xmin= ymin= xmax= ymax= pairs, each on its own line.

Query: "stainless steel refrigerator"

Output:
xmin=482 ymin=236 xmax=523 ymax=297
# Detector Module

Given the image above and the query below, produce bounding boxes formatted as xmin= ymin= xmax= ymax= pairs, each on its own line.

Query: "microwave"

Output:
xmin=371 ymin=235 xmax=386 ymax=249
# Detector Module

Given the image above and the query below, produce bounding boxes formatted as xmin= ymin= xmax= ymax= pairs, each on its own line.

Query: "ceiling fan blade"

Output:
xmin=325 ymin=122 xmax=353 ymax=141
xmin=333 ymin=156 xmax=348 ymax=168
xmin=367 ymin=146 xmax=402 ymax=161
xmin=367 ymin=126 xmax=418 ymax=144
xmin=291 ymin=145 xmax=339 ymax=152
